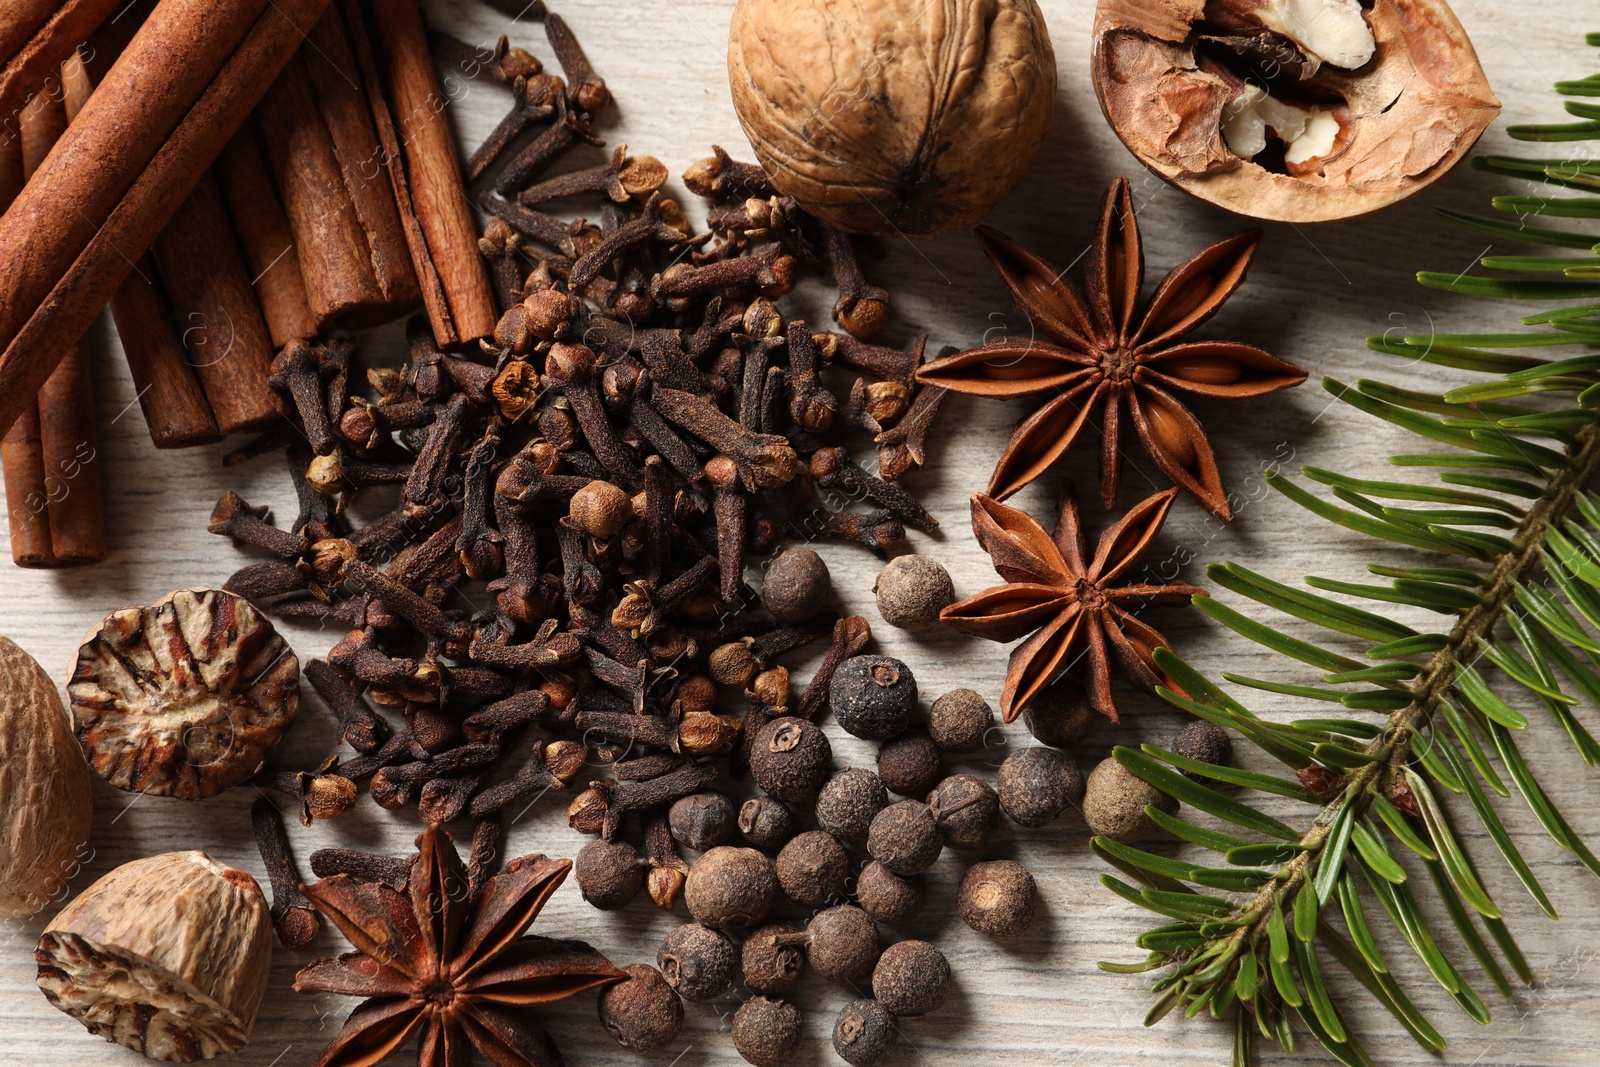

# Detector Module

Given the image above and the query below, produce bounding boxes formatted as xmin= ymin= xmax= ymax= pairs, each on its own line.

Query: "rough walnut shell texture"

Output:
xmin=0 ymin=637 xmax=92 ymax=920
xmin=1092 ymin=0 xmax=1499 ymax=221
xmin=35 ymin=850 xmax=272 ymax=1062
xmin=728 ymin=0 xmax=1057 ymax=236
xmin=68 ymin=588 xmax=299 ymax=799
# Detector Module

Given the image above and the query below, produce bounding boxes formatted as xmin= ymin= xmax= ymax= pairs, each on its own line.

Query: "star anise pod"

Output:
xmin=916 ymin=176 xmax=1306 ymax=519
xmin=295 ymin=825 xmax=623 ymax=1067
xmin=941 ymin=485 xmax=1205 ymax=723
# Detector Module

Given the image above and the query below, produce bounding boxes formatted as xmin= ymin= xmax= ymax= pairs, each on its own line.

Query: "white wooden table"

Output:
xmin=3 ymin=2 xmax=1599 ymax=1065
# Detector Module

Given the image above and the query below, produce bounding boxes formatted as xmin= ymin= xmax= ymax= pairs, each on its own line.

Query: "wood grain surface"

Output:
xmin=2 ymin=3 xmax=1598 ymax=1066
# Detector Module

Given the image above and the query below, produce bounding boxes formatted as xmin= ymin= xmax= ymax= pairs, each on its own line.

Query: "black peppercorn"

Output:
xmin=866 ymin=800 xmax=942 ymax=875
xmin=731 ymin=996 xmax=802 ymax=1067
xmin=762 ymin=546 xmax=831 ymax=624
xmin=997 ymin=746 xmax=1085 ymax=829
xmin=927 ymin=773 xmax=999 ymax=851
xmin=815 ymin=767 xmax=888 ymax=845
xmin=598 ymin=963 xmax=684 ymax=1051
xmin=741 ymin=920 xmax=806 ymax=996
xmin=833 ymin=998 xmax=898 ymax=1067
xmin=775 ymin=830 xmax=850 ymax=908
xmin=657 ymin=922 xmax=738 ymax=1002
xmin=872 ymin=939 xmax=950 ymax=1016
xmin=738 ymin=796 xmax=795 ymax=851
xmin=1172 ymin=718 xmax=1233 ymax=776
xmin=776 ymin=903 xmax=880 ymax=983
xmin=873 ymin=554 xmax=954 ymax=629
xmin=1021 ymin=679 xmax=1094 ymax=748
xmin=750 ymin=716 xmax=832 ymax=802
xmin=927 ymin=688 xmax=992 ymax=753
xmin=682 ymin=846 xmax=777 ymax=930
xmin=855 ymin=860 xmax=925 ymax=927
xmin=575 ymin=839 xmax=643 ymax=910
xmin=830 ymin=655 xmax=918 ymax=740
xmin=958 ymin=859 xmax=1036 ymax=941
xmin=876 ymin=731 xmax=940 ymax=797
xmin=669 ymin=790 xmax=737 ymax=852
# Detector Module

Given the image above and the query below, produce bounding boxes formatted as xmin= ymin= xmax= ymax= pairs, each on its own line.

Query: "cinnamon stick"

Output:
xmin=214 ymin=124 xmax=317 ymax=347
xmin=66 ymin=30 xmax=219 ymax=450
xmin=0 ymin=111 xmax=52 ymax=566
xmin=36 ymin=53 xmax=105 ymax=565
xmin=255 ymin=8 xmax=420 ymax=331
xmin=151 ymin=172 xmax=281 ymax=435
xmin=353 ymin=0 xmax=496 ymax=347
xmin=0 ymin=0 xmax=123 ymax=131
xmin=0 ymin=0 xmax=335 ymax=440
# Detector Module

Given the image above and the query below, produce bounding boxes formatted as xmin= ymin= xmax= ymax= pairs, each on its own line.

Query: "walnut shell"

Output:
xmin=67 ymin=588 xmax=300 ymax=800
xmin=0 ymin=637 xmax=92 ymax=920
xmin=1092 ymin=0 xmax=1499 ymax=221
xmin=35 ymin=850 xmax=272 ymax=1061
xmin=728 ymin=0 xmax=1057 ymax=236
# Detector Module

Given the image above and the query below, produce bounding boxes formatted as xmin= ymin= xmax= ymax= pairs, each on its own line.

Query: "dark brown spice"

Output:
xmin=657 ymin=921 xmax=736 ymax=1001
xmin=249 ymin=797 xmax=317 ymax=951
xmin=598 ymin=964 xmax=683 ymax=1052
xmin=866 ymin=800 xmax=943 ymax=875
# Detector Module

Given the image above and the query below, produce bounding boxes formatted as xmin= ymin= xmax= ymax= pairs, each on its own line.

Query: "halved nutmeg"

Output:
xmin=35 ymin=850 xmax=272 ymax=1062
xmin=1091 ymin=0 xmax=1499 ymax=221
xmin=67 ymin=588 xmax=300 ymax=800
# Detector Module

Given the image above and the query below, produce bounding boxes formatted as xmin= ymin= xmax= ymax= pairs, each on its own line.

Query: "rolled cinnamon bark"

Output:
xmin=65 ymin=32 xmax=219 ymax=450
xmin=0 ymin=116 xmax=52 ymax=566
xmin=0 ymin=0 xmax=124 ymax=129
xmin=0 ymin=0 xmax=334 ymax=440
xmin=0 ymin=0 xmax=273 ymax=351
xmin=151 ymin=172 xmax=281 ymax=435
xmin=256 ymin=7 xmax=420 ymax=331
xmin=354 ymin=0 xmax=496 ymax=347
xmin=214 ymin=124 xmax=317 ymax=347
xmin=35 ymin=57 xmax=104 ymax=565
xmin=109 ymin=263 xmax=222 ymax=448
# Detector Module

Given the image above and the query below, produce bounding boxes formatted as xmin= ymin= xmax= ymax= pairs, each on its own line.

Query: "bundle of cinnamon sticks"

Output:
xmin=0 ymin=0 xmax=494 ymax=567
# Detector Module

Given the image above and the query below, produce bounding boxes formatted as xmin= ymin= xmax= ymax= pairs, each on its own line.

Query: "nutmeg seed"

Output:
xmin=0 ymin=637 xmax=92 ymax=920
xmin=35 ymin=850 xmax=273 ymax=1061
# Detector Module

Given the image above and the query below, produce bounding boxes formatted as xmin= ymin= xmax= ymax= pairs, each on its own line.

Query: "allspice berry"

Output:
xmin=575 ymin=839 xmax=643 ymax=910
xmin=751 ymin=716 xmax=832 ymax=803
xmin=997 ymin=747 xmax=1085 ymax=829
xmin=1083 ymin=757 xmax=1177 ymax=843
xmin=958 ymin=859 xmax=1036 ymax=941
xmin=796 ymin=904 xmax=880 ymax=983
xmin=731 ymin=996 xmax=802 ymax=1067
xmin=855 ymin=861 xmax=925 ymax=927
xmin=873 ymin=555 xmax=955 ymax=628
xmin=683 ymin=846 xmax=776 ymax=930
xmin=738 ymin=796 xmax=795 ymax=851
xmin=1021 ymin=680 xmax=1094 ymax=748
xmin=658 ymin=922 xmax=738 ymax=1002
xmin=815 ymin=767 xmax=888 ymax=845
xmin=927 ymin=688 xmax=993 ymax=753
xmin=1173 ymin=719 xmax=1233 ymax=777
xmin=775 ymin=830 xmax=850 ymax=907
xmin=598 ymin=964 xmax=683 ymax=1052
xmin=742 ymin=921 xmax=806 ymax=996
xmin=568 ymin=480 xmax=633 ymax=538
xmin=877 ymin=731 xmax=941 ymax=797
xmin=669 ymin=791 xmax=737 ymax=852
xmin=833 ymin=998 xmax=898 ymax=1067
xmin=872 ymin=940 xmax=950 ymax=1016
xmin=928 ymin=773 xmax=999 ymax=851
xmin=867 ymin=800 xmax=942 ymax=875
xmin=762 ymin=546 xmax=831 ymax=624
xmin=830 ymin=655 xmax=918 ymax=740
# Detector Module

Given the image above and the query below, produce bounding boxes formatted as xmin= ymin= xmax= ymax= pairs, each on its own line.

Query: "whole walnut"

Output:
xmin=728 ymin=0 xmax=1057 ymax=236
